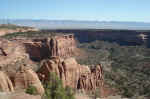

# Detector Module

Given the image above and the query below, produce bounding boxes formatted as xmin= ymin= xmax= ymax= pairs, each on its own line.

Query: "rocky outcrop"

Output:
xmin=0 ymin=35 xmax=112 ymax=97
xmin=0 ymin=38 xmax=28 ymax=66
xmin=38 ymin=57 xmax=104 ymax=92
xmin=24 ymin=34 xmax=77 ymax=61
xmin=50 ymin=34 xmax=77 ymax=57
xmin=14 ymin=65 xmax=44 ymax=95
xmin=0 ymin=38 xmax=37 ymax=80
xmin=24 ymin=41 xmax=45 ymax=61
xmin=0 ymin=39 xmax=44 ymax=94
xmin=0 ymin=69 xmax=14 ymax=92
xmin=38 ymin=57 xmax=79 ymax=88
xmin=77 ymin=64 xmax=104 ymax=91
xmin=0 ymin=92 xmax=41 ymax=99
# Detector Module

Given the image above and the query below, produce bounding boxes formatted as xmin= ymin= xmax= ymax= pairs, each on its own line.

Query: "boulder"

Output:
xmin=0 ymin=70 xmax=14 ymax=92
xmin=14 ymin=65 xmax=44 ymax=95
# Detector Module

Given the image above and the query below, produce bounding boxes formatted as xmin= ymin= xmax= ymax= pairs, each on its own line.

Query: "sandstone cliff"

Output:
xmin=0 ymin=38 xmax=28 ymax=66
xmin=14 ymin=65 xmax=44 ymax=95
xmin=38 ymin=57 xmax=104 ymax=92
xmin=0 ymin=70 xmax=14 ymax=92
xmin=0 ymin=38 xmax=38 ymax=79
xmin=0 ymin=38 xmax=44 ymax=94
xmin=24 ymin=34 xmax=78 ymax=61
xmin=0 ymin=64 xmax=44 ymax=95
xmin=0 ymin=34 xmax=113 ymax=97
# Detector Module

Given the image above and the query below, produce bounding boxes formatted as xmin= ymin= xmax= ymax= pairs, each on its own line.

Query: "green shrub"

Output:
xmin=25 ymin=85 xmax=38 ymax=95
xmin=42 ymin=72 xmax=75 ymax=99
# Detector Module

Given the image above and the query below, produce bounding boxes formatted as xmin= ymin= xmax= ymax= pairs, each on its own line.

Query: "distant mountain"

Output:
xmin=0 ymin=19 xmax=150 ymax=30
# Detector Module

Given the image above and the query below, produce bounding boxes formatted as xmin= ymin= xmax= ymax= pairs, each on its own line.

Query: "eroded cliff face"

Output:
xmin=0 ymin=34 xmax=113 ymax=97
xmin=37 ymin=57 xmax=104 ymax=92
xmin=14 ymin=65 xmax=44 ymax=95
xmin=0 ymin=70 xmax=14 ymax=92
xmin=0 ymin=34 xmax=78 ymax=94
xmin=24 ymin=34 xmax=77 ymax=61
xmin=0 ymin=38 xmax=44 ymax=94
xmin=0 ymin=64 xmax=44 ymax=95
xmin=0 ymin=38 xmax=28 ymax=66
xmin=0 ymin=38 xmax=38 ymax=80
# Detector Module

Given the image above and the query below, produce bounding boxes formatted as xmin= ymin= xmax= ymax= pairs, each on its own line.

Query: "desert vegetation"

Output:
xmin=0 ymin=24 xmax=33 ymax=30
xmin=78 ymin=40 xmax=150 ymax=98
xmin=41 ymin=72 xmax=75 ymax=99
xmin=2 ymin=31 xmax=64 ymax=39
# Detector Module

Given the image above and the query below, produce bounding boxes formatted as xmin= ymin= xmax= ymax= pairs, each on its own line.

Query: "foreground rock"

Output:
xmin=14 ymin=65 xmax=44 ymax=95
xmin=75 ymin=93 xmax=92 ymax=99
xmin=0 ymin=69 xmax=14 ymax=92
xmin=0 ymin=92 xmax=41 ymax=99
xmin=38 ymin=57 xmax=104 ymax=92
xmin=0 ymin=38 xmax=35 ymax=78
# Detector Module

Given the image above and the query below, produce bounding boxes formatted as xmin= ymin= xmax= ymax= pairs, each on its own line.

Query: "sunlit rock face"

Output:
xmin=0 ymin=70 xmax=14 ymax=92
xmin=24 ymin=34 xmax=77 ymax=61
xmin=0 ymin=38 xmax=28 ymax=66
xmin=37 ymin=57 xmax=104 ymax=92
xmin=14 ymin=65 xmax=44 ymax=95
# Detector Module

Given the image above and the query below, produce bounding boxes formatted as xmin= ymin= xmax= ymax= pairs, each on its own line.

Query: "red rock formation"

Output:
xmin=24 ymin=42 xmax=44 ymax=61
xmin=77 ymin=64 xmax=104 ymax=92
xmin=51 ymin=34 xmax=77 ymax=57
xmin=0 ymin=38 xmax=28 ymax=66
xmin=37 ymin=57 xmax=104 ymax=92
xmin=0 ymin=69 xmax=14 ymax=92
xmin=14 ymin=65 xmax=44 ymax=95
xmin=0 ymin=38 xmax=37 ymax=80
xmin=24 ymin=34 xmax=77 ymax=61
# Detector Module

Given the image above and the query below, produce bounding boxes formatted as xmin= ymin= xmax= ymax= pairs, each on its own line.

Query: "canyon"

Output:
xmin=0 ymin=34 xmax=111 ymax=98
xmin=45 ymin=29 xmax=150 ymax=46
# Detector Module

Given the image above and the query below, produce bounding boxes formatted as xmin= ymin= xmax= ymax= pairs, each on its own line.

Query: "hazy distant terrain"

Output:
xmin=0 ymin=19 xmax=150 ymax=30
xmin=0 ymin=24 xmax=38 ymax=36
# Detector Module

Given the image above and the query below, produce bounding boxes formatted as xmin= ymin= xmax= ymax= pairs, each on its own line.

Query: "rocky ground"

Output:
xmin=0 ymin=92 xmax=41 ymax=99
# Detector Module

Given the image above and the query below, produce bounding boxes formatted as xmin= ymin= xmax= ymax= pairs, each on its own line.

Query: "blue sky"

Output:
xmin=1 ymin=0 xmax=150 ymax=22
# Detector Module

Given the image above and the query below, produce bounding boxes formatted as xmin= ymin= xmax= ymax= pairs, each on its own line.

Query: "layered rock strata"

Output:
xmin=14 ymin=65 xmax=44 ymax=95
xmin=0 ymin=69 xmax=14 ymax=92
xmin=38 ymin=57 xmax=104 ymax=92
xmin=24 ymin=34 xmax=77 ymax=61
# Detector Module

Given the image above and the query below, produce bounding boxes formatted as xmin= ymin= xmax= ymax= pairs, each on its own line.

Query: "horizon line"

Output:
xmin=0 ymin=19 xmax=150 ymax=23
